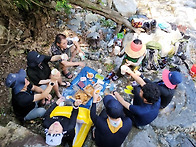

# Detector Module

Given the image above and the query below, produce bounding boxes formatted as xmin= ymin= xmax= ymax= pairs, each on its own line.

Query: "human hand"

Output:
xmin=126 ymin=59 xmax=134 ymax=66
xmin=51 ymin=69 xmax=61 ymax=82
xmin=74 ymin=99 xmax=82 ymax=106
xmin=93 ymin=89 xmax=100 ymax=103
xmin=46 ymin=94 xmax=52 ymax=101
xmin=78 ymin=62 xmax=85 ymax=67
xmin=56 ymin=97 xmax=65 ymax=105
xmin=79 ymin=50 xmax=85 ymax=55
xmin=113 ymin=91 xmax=123 ymax=102
xmin=121 ymin=65 xmax=130 ymax=75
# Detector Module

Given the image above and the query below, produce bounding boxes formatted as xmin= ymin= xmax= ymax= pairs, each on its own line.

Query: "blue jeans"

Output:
xmin=24 ymin=102 xmax=46 ymax=121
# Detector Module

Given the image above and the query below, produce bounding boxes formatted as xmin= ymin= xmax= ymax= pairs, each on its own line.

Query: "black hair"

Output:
xmin=141 ymin=83 xmax=160 ymax=104
xmin=55 ymin=34 xmax=66 ymax=44
xmin=133 ymin=39 xmax=142 ymax=45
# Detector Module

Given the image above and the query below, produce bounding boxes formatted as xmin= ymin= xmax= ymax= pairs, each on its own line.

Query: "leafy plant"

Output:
xmin=100 ymin=19 xmax=116 ymax=28
xmin=56 ymin=0 xmax=72 ymax=14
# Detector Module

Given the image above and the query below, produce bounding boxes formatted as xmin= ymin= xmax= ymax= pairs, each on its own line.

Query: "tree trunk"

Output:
xmin=70 ymin=0 xmax=137 ymax=32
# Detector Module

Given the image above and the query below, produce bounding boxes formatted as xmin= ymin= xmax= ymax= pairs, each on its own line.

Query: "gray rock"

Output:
xmin=126 ymin=127 xmax=158 ymax=147
xmin=87 ymin=32 xmax=100 ymax=39
xmin=85 ymin=13 xmax=99 ymax=24
xmin=99 ymin=40 xmax=108 ymax=50
xmin=88 ymin=26 xmax=98 ymax=33
xmin=69 ymin=19 xmax=81 ymax=28
xmin=67 ymin=24 xmax=78 ymax=32
xmin=113 ymin=0 xmax=137 ymax=17
xmin=0 ymin=122 xmax=46 ymax=147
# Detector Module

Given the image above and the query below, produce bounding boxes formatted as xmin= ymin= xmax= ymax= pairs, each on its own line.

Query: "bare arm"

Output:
xmin=33 ymin=73 xmax=60 ymax=102
xmin=61 ymin=60 xmax=85 ymax=67
xmin=126 ymin=69 xmax=146 ymax=86
xmin=33 ymin=83 xmax=54 ymax=102
xmin=114 ymin=91 xmax=130 ymax=110
xmin=126 ymin=55 xmax=145 ymax=66
xmin=73 ymin=41 xmax=83 ymax=53
xmin=38 ymin=79 xmax=51 ymax=85
xmin=31 ymin=85 xmax=44 ymax=93
xmin=50 ymin=55 xmax=62 ymax=62
xmin=121 ymin=65 xmax=146 ymax=87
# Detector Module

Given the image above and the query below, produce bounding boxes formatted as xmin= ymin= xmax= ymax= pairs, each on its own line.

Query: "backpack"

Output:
xmin=142 ymin=41 xmax=162 ymax=70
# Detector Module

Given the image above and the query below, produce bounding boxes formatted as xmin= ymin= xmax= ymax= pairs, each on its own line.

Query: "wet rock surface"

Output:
xmin=0 ymin=0 xmax=196 ymax=147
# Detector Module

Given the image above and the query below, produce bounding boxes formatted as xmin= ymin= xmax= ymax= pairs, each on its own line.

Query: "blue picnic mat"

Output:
xmin=62 ymin=66 xmax=110 ymax=109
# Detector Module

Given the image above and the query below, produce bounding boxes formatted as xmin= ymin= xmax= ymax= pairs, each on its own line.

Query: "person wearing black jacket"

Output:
xmin=90 ymin=92 xmax=132 ymax=147
xmin=43 ymin=98 xmax=82 ymax=146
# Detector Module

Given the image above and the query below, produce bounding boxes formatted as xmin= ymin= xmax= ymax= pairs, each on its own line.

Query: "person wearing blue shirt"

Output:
xmin=115 ymin=65 xmax=161 ymax=127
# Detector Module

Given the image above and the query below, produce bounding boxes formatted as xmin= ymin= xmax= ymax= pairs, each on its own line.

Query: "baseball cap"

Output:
xmin=27 ymin=51 xmax=45 ymax=67
xmin=5 ymin=69 xmax=26 ymax=94
xmin=103 ymin=95 xmax=123 ymax=119
xmin=162 ymin=69 xmax=182 ymax=89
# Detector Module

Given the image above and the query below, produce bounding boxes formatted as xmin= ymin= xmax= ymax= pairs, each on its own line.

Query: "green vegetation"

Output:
xmin=56 ymin=0 xmax=72 ymax=14
xmin=100 ymin=18 xmax=116 ymax=28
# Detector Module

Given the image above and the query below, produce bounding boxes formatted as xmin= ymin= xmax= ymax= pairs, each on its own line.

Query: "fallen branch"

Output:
xmin=69 ymin=0 xmax=137 ymax=32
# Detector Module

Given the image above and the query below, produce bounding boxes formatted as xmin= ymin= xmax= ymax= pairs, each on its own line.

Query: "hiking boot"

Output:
xmin=150 ymin=19 xmax=157 ymax=33
xmin=142 ymin=22 xmax=151 ymax=35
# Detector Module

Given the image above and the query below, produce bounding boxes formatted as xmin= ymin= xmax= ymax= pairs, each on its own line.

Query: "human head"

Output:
xmin=162 ymin=69 xmax=182 ymax=89
xmin=141 ymin=83 xmax=160 ymax=104
xmin=125 ymin=39 xmax=146 ymax=58
xmin=55 ymin=34 xmax=67 ymax=49
xmin=27 ymin=51 xmax=45 ymax=67
xmin=5 ymin=69 xmax=26 ymax=94
xmin=103 ymin=95 xmax=123 ymax=119
xmin=45 ymin=121 xmax=64 ymax=146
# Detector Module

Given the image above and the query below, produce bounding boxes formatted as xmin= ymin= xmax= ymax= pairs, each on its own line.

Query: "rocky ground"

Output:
xmin=0 ymin=0 xmax=196 ymax=147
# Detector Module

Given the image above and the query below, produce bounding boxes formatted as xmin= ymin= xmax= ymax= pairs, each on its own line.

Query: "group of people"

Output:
xmin=5 ymin=33 xmax=183 ymax=146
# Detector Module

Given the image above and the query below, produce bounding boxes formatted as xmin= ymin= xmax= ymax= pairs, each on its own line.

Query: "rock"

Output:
xmin=87 ymin=32 xmax=100 ymax=39
xmin=99 ymin=40 xmax=108 ymax=50
xmin=67 ymin=24 xmax=78 ymax=32
xmin=0 ymin=122 xmax=46 ymax=147
xmin=9 ymin=49 xmax=25 ymax=57
xmin=126 ymin=127 xmax=158 ymax=147
xmin=69 ymin=19 xmax=81 ymax=28
xmin=85 ymin=13 xmax=103 ymax=24
xmin=113 ymin=0 xmax=137 ymax=17
xmin=123 ymin=33 xmax=134 ymax=47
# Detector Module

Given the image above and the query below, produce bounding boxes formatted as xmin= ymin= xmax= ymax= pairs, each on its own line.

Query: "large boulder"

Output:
xmin=113 ymin=0 xmax=137 ymax=17
xmin=0 ymin=122 xmax=46 ymax=147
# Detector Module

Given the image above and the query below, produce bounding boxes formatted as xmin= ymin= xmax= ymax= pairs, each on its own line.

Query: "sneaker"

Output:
xmin=150 ymin=19 xmax=157 ymax=33
xmin=142 ymin=22 xmax=151 ymax=35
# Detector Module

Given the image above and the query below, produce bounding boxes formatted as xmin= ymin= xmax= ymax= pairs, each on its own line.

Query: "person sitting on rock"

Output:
xmin=43 ymin=98 xmax=82 ymax=146
xmin=116 ymin=65 xmax=161 ymax=127
xmin=5 ymin=69 xmax=58 ymax=122
xmin=114 ymin=39 xmax=147 ymax=80
xmin=138 ymin=69 xmax=182 ymax=109
xmin=27 ymin=51 xmax=70 ymax=99
xmin=90 ymin=92 xmax=132 ymax=147
xmin=50 ymin=33 xmax=85 ymax=79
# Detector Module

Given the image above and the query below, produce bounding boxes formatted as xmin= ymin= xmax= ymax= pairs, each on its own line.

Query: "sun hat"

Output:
xmin=27 ymin=51 xmax=45 ymax=67
xmin=162 ymin=69 xmax=182 ymax=89
xmin=45 ymin=131 xmax=64 ymax=146
xmin=125 ymin=39 xmax=146 ymax=58
xmin=103 ymin=95 xmax=123 ymax=119
xmin=5 ymin=69 xmax=26 ymax=94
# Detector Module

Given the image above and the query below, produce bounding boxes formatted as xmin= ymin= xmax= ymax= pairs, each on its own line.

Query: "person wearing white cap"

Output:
xmin=43 ymin=99 xmax=82 ymax=146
